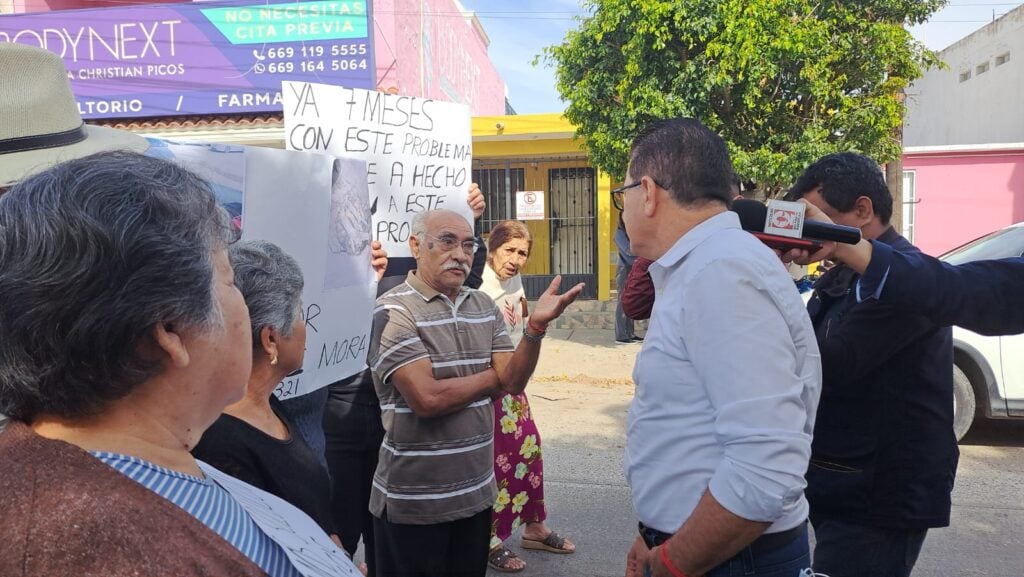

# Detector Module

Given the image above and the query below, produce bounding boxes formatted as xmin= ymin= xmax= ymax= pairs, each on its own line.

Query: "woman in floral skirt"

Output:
xmin=480 ymin=220 xmax=575 ymax=573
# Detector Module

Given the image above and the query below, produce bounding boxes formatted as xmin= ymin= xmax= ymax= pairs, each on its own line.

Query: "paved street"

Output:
xmin=495 ymin=329 xmax=1024 ymax=577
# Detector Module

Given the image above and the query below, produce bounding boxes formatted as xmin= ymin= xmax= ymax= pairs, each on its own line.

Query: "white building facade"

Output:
xmin=905 ymin=6 xmax=1023 ymax=147
xmin=900 ymin=6 xmax=1024 ymax=256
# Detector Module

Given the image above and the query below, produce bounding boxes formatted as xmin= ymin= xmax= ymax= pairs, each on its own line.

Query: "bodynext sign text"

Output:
xmin=0 ymin=0 xmax=375 ymax=119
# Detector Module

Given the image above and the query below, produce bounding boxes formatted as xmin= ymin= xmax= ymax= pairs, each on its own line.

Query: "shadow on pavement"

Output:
xmin=959 ymin=418 xmax=1024 ymax=448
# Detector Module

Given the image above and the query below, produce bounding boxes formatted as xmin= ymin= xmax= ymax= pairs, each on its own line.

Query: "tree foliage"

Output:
xmin=543 ymin=0 xmax=945 ymax=196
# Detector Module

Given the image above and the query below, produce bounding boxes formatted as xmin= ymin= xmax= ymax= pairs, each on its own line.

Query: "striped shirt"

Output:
xmin=93 ymin=451 xmax=301 ymax=577
xmin=369 ymin=271 xmax=515 ymax=524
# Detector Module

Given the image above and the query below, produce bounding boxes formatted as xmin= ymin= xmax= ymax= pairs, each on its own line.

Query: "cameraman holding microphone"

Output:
xmin=783 ymin=153 xmax=951 ymax=577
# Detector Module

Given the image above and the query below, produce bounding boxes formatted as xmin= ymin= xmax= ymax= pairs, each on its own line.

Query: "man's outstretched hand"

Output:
xmin=530 ymin=275 xmax=585 ymax=328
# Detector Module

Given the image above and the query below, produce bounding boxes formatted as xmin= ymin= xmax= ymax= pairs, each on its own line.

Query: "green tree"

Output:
xmin=544 ymin=0 xmax=945 ymax=196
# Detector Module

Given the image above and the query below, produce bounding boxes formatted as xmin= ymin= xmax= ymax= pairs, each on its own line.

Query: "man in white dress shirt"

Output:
xmin=619 ymin=118 xmax=822 ymax=577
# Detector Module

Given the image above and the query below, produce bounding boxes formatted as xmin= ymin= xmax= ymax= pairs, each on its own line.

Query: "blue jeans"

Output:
xmin=644 ymin=524 xmax=811 ymax=577
xmin=810 ymin=515 xmax=927 ymax=577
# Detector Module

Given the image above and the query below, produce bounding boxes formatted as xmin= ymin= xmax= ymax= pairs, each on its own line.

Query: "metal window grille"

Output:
xmin=543 ymin=166 xmax=596 ymax=294
xmin=472 ymin=158 xmax=598 ymax=299
xmin=471 ymin=166 xmax=524 ymax=234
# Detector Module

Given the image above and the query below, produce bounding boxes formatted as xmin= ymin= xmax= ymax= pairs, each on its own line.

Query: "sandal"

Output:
xmin=521 ymin=530 xmax=575 ymax=554
xmin=488 ymin=545 xmax=526 ymax=573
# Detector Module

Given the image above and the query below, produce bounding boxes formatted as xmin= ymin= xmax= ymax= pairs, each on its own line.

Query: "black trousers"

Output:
xmin=373 ymin=508 xmax=491 ymax=577
xmin=324 ymin=397 xmax=385 ymax=574
xmin=811 ymin=514 xmax=928 ymax=577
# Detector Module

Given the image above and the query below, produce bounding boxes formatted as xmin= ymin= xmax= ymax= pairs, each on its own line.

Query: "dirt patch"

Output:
xmin=532 ymin=374 xmax=634 ymax=387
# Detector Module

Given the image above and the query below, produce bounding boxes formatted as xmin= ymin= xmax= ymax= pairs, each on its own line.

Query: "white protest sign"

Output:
xmin=242 ymin=150 xmax=376 ymax=399
xmin=283 ymin=81 xmax=473 ymax=257
xmin=199 ymin=462 xmax=360 ymax=577
xmin=146 ymin=139 xmax=376 ymax=399
xmin=516 ymin=190 xmax=545 ymax=220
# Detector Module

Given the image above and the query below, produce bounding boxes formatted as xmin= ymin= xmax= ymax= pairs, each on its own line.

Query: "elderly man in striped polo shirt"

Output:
xmin=368 ymin=208 xmax=584 ymax=577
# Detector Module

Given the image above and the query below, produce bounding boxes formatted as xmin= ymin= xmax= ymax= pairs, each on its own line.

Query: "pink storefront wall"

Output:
xmin=374 ymin=0 xmax=506 ymax=115
xmin=904 ymin=150 xmax=1024 ymax=256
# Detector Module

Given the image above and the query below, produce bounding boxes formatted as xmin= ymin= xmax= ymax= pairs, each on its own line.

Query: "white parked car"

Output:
xmin=940 ymin=223 xmax=1024 ymax=440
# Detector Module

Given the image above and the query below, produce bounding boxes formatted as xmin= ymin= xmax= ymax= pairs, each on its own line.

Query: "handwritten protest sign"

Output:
xmin=282 ymin=81 xmax=473 ymax=257
xmin=241 ymin=150 xmax=376 ymax=398
xmin=148 ymin=139 xmax=375 ymax=398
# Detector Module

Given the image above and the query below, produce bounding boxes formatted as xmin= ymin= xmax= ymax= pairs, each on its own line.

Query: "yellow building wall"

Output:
xmin=472 ymin=114 xmax=615 ymax=300
xmin=596 ymin=172 xmax=613 ymax=300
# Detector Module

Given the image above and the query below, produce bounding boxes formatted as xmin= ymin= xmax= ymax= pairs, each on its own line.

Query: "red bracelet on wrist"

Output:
xmin=527 ymin=319 xmax=548 ymax=334
xmin=659 ymin=544 xmax=690 ymax=577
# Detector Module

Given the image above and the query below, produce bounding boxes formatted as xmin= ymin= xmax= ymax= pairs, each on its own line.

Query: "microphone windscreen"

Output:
xmin=731 ymin=199 xmax=768 ymax=233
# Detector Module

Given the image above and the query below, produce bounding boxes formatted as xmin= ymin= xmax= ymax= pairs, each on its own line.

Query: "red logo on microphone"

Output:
xmin=764 ymin=200 xmax=806 ymax=238
xmin=771 ymin=209 xmax=799 ymax=230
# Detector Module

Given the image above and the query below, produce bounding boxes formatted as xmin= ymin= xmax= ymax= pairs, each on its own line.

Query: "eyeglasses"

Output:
xmin=612 ymin=178 xmax=666 ymax=211
xmin=611 ymin=181 xmax=641 ymax=211
xmin=421 ymin=233 xmax=479 ymax=255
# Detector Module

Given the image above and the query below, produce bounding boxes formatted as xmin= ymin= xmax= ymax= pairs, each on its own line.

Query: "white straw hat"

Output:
xmin=0 ymin=43 xmax=149 ymax=187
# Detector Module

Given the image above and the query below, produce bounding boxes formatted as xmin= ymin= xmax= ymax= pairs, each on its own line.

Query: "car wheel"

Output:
xmin=953 ymin=363 xmax=977 ymax=441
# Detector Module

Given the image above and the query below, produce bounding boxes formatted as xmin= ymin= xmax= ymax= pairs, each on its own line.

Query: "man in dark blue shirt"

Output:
xmin=789 ymin=153 xmax=956 ymax=577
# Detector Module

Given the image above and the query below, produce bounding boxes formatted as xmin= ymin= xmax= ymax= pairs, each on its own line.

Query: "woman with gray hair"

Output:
xmin=0 ymin=152 xmax=358 ymax=577
xmin=192 ymin=240 xmax=340 ymax=545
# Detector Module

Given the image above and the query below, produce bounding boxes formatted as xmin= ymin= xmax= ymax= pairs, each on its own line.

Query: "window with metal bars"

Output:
xmin=471 ymin=167 xmax=525 ymax=234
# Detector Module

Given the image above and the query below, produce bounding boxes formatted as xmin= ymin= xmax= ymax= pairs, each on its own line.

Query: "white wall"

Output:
xmin=904 ymin=6 xmax=1024 ymax=147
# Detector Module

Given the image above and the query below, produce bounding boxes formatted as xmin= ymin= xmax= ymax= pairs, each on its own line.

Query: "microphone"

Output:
xmin=731 ymin=199 xmax=861 ymax=249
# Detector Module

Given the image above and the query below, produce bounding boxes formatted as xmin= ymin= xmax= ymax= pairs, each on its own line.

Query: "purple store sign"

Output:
xmin=0 ymin=0 xmax=375 ymax=119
